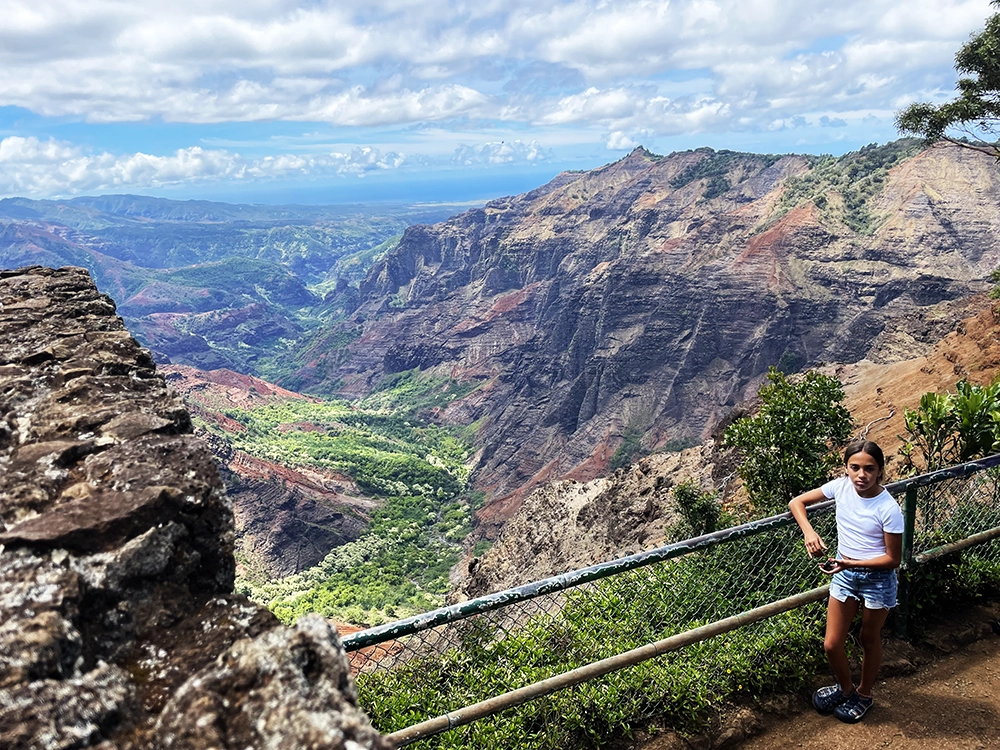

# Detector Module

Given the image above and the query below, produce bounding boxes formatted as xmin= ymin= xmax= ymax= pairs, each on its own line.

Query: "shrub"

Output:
xmin=672 ymin=482 xmax=722 ymax=536
xmin=609 ymin=427 xmax=647 ymax=471
xmin=898 ymin=379 xmax=1000 ymax=474
xmin=723 ymin=368 xmax=854 ymax=514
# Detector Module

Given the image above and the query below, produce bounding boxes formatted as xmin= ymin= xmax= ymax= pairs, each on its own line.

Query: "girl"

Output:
xmin=788 ymin=440 xmax=904 ymax=723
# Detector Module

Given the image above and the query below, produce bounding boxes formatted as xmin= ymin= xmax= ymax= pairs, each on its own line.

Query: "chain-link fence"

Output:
xmin=343 ymin=455 xmax=1000 ymax=749
xmin=897 ymin=460 xmax=1000 ymax=636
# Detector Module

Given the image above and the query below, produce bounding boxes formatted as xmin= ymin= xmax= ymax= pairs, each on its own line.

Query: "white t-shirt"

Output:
xmin=821 ymin=475 xmax=904 ymax=560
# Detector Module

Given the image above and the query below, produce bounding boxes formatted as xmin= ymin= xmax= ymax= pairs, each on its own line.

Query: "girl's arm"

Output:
xmin=833 ymin=532 xmax=902 ymax=571
xmin=788 ymin=487 xmax=829 ymax=557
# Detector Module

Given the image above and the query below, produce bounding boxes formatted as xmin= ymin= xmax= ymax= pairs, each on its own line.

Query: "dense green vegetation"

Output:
xmin=724 ymin=368 xmax=854 ymax=514
xmin=898 ymin=378 xmax=1000 ymax=473
xmin=774 ymin=139 xmax=924 ymax=233
xmin=358 ymin=368 xmax=482 ymax=418
xmin=208 ymin=374 xmax=480 ymax=626
xmin=245 ymin=487 xmax=473 ymax=625
xmin=897 ymin=380 xmax=1000 ymax=623
xmin=608 ymin=426 xmax=648 ymax=471
xmin=358 ymin=523 xmax=835 ymax=747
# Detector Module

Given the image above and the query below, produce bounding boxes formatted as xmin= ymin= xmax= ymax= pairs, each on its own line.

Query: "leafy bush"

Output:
xmin=672 ymin=481 xmax=722 ymax=536
xmin=898 ymin=379 xmax=1000 ymax=473
xmin=724 ymin=368 xmax=854 ymax=514
xmin=609 ymin=426 xmax=647 ymax=471
xmin=906 ymin=472 xmax=1000 ymax=626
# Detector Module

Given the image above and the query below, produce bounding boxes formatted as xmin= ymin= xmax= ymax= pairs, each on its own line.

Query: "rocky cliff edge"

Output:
xmin=0 ymin=266 xmax=389 ymax=750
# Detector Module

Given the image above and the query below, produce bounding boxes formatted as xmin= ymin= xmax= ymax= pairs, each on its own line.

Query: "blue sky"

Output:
xmin=0 ymin=0 xmax=992 ymax=205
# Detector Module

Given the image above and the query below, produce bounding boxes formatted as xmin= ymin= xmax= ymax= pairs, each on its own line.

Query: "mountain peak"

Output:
xmin=296 ymin=141 xmax=1000 ymax=515
xmin=624 ymin=145 xmax=659 ymax=161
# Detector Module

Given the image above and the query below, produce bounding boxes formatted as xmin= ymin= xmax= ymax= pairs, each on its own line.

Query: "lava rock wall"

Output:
xmin=0 ymin=266 xmax=388 ymax=750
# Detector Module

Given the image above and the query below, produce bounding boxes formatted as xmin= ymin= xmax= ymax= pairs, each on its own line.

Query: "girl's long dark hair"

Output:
xmin=843 ymin=440 xmax=885 ymax=472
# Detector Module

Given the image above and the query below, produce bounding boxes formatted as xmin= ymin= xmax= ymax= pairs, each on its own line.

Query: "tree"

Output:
xmin=898 ymin=379 xmax=1000 ymax=474
xmin=896 ymin=1 xmax=1000 ymax=159
xmin=724 ymin=368 xmax=854 ymax=514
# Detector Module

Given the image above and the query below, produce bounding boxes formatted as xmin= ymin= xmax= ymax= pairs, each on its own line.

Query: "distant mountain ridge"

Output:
xmin=286 ymin=140 xmax=1000 ymax=522
xmin=0 ymin=195 xmax=459 ymax=375
xmin=0 ymin=193 xmax=438 ymax=226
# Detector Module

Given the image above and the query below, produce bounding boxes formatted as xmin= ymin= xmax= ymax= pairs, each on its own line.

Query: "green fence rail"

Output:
xmin=342 ymin=454 xmax=1000 ymax=748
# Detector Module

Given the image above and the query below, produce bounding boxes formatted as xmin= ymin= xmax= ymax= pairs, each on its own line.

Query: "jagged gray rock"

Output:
xmin=0 ymin=266 xmax=387 ymax=749
xmin=155 ymin=615 xmax=389 ymax=750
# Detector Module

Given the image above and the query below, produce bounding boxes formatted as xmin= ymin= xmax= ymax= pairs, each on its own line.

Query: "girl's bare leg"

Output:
xmin=857 ymin=606 xmax=890 ymax=696
xmin=824 ymin=595 xmax=860 ymax=693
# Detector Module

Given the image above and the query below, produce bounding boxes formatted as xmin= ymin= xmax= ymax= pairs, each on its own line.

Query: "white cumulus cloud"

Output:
xmin=0 ymin=136 xmax=405 ymax=197
xmin=0 ymin=0 xmax=990 ymax=133
xmin=606 ymin=131 xmax=638 ymax=150
xmin=453 ymin=139 xmax=551 ymax=165
xmin=0 ymin=0 xmax=994 ymax=196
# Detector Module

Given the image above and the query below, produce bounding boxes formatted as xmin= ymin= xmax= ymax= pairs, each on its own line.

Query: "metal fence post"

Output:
xmin=895 ymin=485 xmax=918 ymax=639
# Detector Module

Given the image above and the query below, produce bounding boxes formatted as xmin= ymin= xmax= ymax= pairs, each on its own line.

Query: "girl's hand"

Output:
xmin=803 ymin=532 xmax=827 ymax=559
xmin=819 ymin=558 xmax=846 ymax=575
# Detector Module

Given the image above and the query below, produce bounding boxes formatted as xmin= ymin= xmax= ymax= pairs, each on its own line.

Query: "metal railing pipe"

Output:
xmin=889 ymin=454 xmax=1000 ymax=492
xmin=913 ymin=524 xmax=1000 ymax=564
xmin=384 ymin=585 xmax=830 ymax=747
xmin=344 ymin=500 xmax=835 ymax=651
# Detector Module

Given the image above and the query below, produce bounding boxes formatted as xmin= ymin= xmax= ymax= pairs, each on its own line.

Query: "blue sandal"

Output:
xmin=834 ymin=691 xmax=873 ymax=723
xmin=812 ymin=684 xmax=851 ymax=713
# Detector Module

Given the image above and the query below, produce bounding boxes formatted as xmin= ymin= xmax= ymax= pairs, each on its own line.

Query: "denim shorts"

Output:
xmin=829 ymin=567 xmax=898 ymax=610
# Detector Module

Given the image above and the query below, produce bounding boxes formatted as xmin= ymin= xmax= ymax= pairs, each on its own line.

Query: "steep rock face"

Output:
xmin=456 ymin=294 xmax=1000 ymax=596
xmin=0 ymin=266 xmax=387 ymax=749
xmin=295 ymin=143 xmax=1000 ymax=524
xmin=835 ymin=293 xmax=1000 ymax=459
xmin=218 ymin=446 xmax=374 ymax=580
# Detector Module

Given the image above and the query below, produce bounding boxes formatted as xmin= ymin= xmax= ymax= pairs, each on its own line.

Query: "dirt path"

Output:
xmin=737 ymin=616 xmax=1000 ymax=750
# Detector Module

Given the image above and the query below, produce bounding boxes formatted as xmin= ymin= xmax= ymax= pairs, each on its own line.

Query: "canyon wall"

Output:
xmin=293 ymin=142 xmax=1000 ymax=527
xmin=458 ymin=295 xmax=1000 ymax=596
